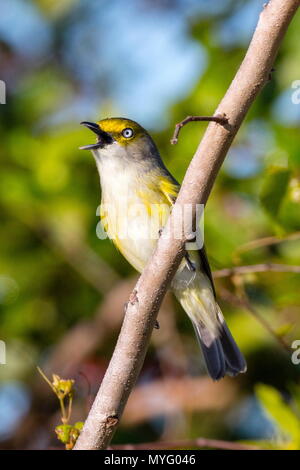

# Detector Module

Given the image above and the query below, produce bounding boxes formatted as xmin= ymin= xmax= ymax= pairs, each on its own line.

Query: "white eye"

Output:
xmin=122 ymin=128 xmax=134 ymax=138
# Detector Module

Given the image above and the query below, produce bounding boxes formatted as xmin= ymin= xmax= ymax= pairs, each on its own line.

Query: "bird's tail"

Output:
xmin=173 ymin=263 xmax=246 ymax=380
xmin=192 ymin=307 xmax=247 ymax=381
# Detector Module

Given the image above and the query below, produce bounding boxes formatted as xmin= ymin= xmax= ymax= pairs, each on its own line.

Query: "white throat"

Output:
xmin=92 ymin=143 xmax=141 ymax=206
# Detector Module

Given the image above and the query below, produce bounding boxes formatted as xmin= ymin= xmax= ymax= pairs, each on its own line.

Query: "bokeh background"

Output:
xmin=1 ymin=0 xmax=300 ymax=450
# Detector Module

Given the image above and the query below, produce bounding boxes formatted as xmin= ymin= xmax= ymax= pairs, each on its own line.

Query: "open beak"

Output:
xmin=79 ymin=121 xmax=113 ymax=150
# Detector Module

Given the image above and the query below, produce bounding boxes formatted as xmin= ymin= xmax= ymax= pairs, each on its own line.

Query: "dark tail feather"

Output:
xmin=193 ymin=319 xmax=247 ymax=381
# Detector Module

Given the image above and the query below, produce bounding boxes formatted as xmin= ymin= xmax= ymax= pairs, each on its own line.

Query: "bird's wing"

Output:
xmin=197 ymin=245 xmax=216 ymax=298
xmin=159 ymin=177 xmax=179 ymax=205
xmin=160 ymin=177 xmax=216 ymax=298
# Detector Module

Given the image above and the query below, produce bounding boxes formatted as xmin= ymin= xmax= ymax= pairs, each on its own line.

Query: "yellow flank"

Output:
xmin=99 ymin=205 xmax=108 ymax=232
xmin=96 ymin=117 xmax=147 ymax=146
xmin=136 ymin=174 xmax=179 ymax=226
xmin=159 ymin=177 xmax=180 ymax=204
xmin=98 ymin=171 xmax=180 ymax=261
xmin=99 ymin=204 xmax=123 ymax=253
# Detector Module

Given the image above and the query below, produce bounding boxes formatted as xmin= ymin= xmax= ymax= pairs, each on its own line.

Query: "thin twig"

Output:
xmin=170 ymin=114 xmax=228 ymax=145
xmin=235 ymin=231 xmax=300 ymax=256
xmin=67 ymin=395 xmax=73 ymax=424
xmin=110 ymin=437 xmax=260 ymax=451
xmin=219 ymin=287 xmax=291 ymax=352
xmin=74 ymin=0 xmax=299 ymax=450
xmin=59 ymin=397 xmax=67 ymax=424
xmin=37 ymin=367 xmax=56 ymax=394
xmin=213 ymin=263 xmax=300 ymax=278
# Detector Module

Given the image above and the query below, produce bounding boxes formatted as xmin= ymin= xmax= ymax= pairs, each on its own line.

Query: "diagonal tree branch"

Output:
xmin=74 ymin=0 xmax=299 ymax=450
xmin=213 ymin=263 xmax=300 ymax=277
xmin=235 ymin=231 xmax=300 ymax=256
xmin=219 ymin=287 xmax=291 ymax=352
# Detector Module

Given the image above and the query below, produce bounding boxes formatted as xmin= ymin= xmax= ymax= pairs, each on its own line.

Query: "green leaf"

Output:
xmin=256 ymin=384 xmax=300 ymax=444
xmin=275 ymin=323 xmax=294 ymax=338
xmin=55 ymin=424 xmax=73 ymax=444
xmin=260 ymin=167 xmax=290 ymax=218
xmin=74 ymin=422 xmax=84 ymax=431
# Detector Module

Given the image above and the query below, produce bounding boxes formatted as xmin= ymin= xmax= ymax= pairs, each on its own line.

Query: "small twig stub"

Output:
xmin=129 ymin=289 xmax=139 ymax=305
xmin=170 ymin=113 xmax=228 ymax=145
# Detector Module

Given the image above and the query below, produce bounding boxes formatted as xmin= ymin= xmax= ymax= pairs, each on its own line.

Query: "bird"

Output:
xmin=80 ymin=117 xmax=247 ymax=380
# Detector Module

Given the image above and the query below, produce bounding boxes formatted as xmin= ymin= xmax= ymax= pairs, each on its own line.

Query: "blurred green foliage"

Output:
xmin=256 ymin=384 xmax=300 ymax=449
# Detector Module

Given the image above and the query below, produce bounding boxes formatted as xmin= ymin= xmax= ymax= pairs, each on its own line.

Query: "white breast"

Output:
xmin=93 ymin=147 xmax=160 ymax=272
